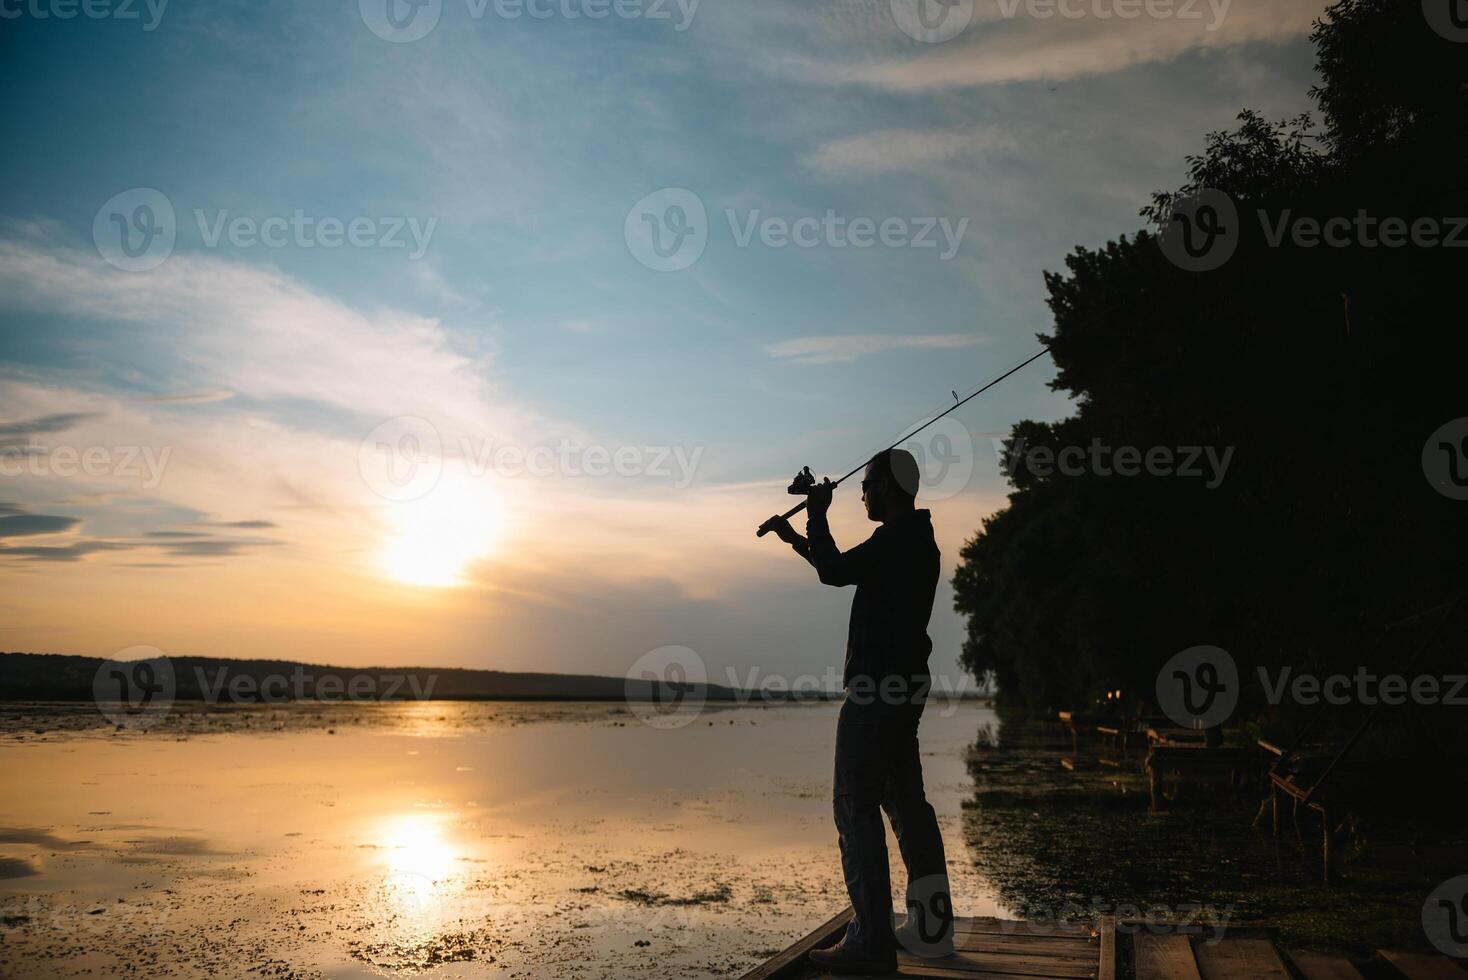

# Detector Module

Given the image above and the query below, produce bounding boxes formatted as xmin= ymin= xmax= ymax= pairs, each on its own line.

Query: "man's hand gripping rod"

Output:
xmin=755 ymin=347 xmax=1051 ymax=537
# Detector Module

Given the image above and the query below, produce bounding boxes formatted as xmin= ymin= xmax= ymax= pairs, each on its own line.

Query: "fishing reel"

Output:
xmin=786 ymin=466 xmax=817 ymax=495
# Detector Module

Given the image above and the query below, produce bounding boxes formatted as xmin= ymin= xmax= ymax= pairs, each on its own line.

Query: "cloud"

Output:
xmin=0 ymin=541 xmax=132 ymax=562
xmin=0 ymin=524 xmax=279 ymax=563
xmin=0 ymin=237 xmax=504 ymax=431
xmin=0 ymin=412 xmax=102 ymax=437
xmin=156 ymin=538 xmax=279 ymax=558
xmin=0 ymin=514 xmax=80 ymax=538
xmin=765 ymin=333 xmax=988 ymax=365
xmin=140 ymin=390 xmax=236 ymax=404
xmin=197 ymin=520 xmax=277 ymax=529
xmin=793 ymin=0 xmax=1329 ymax=91
xmin=803 ymin=126 xmax=1017 ymax=175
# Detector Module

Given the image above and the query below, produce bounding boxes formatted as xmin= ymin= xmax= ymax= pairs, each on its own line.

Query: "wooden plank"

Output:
xmin=765 ymin=915 xmax=1105 ymax=980
xmin=896 ymin=949 xmax=1097 ymax=978
xmin=956 ymin=934 xmax=1096 ymax=959
xmin=1378 ymin=950 xmax=1468 ymax=980
xmin=739 ymin=908 xmax=852 ymax=980
xmin=1286 ymin=950 xmax=1366 ymax=980
xmin=1135 ymin=933 xmax=1203 ymax=980
xmin=1194 ymin=938 xmax=1290 ymax=980
xmin=1097 ymin=917 xmax=1116 ymax=980
xmin=956 ymin=917 xmax=1096 ymax=940
xmin=890 ymin=968 xmax=1087 ymax=980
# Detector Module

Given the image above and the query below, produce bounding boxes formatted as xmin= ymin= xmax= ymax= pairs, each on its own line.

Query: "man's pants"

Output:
xmin=832 ymin=698 xmax=953 ymax=956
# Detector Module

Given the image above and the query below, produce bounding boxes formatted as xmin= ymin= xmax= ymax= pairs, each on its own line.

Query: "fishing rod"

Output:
xmin=755 ymin=346 xmax=1052 ymax=537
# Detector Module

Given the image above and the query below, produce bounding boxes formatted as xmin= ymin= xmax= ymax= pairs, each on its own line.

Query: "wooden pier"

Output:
xmin=742 ymin=909 xmax=1468 ymax=980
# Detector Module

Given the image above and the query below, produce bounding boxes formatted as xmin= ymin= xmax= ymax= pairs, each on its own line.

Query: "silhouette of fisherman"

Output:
xmin=764 ymin=448 xmax=956 ymax=973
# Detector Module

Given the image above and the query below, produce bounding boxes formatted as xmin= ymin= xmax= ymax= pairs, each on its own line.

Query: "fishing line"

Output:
xmin=755 ymin=346 xmax=1053 ymax=537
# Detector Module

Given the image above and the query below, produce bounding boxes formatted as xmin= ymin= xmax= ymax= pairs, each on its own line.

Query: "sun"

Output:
xmin=379 ymin=474 xmax=501 ymax=587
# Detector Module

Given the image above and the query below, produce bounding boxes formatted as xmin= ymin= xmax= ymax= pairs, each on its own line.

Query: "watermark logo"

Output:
xmin=896 ymin=415 xmax=975 ymax=502
xmin=91 ymin=645 xmax=175 ymax=730
xmin=1424 ymin=876 xmax=1468 ymax=956
xmin=625 ymin=188 xmax=708 ymax=272
xmin=359 ymin=416 xmax=444 ymax=503
xmin=1423 ymin=0 xmax=1468 ymax=42
xmin=1423 ymin=418 xmax=1468 ymax=501
xmin=93 ymin=188 xmax=176 ymax=272
xmin=1159 ymin=188 xmax=1238 ymax=272
xmin=890 ymin=0 xmax=974 ymax=43
xmin=624 ymin=645 xmax=707 ymax=729
xmin=360 ymin=0 xmax=442 ymax=41
xmin=900 ymin=874 xmax=956 ymax=959
xmin=1156 ymin=645 xmax=1237 ymax=729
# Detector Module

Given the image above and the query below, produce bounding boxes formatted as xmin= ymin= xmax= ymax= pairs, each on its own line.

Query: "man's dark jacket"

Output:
xmin=805 ymin=508 xmax=940 ymax=702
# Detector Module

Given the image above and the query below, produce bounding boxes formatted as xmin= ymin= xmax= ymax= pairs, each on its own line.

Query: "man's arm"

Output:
xmin=761 ymin=477 xmax=876 ymax=585
xmin=762 ymin=516 xmax=811 ymax=560
xmin=804 ymin=508 xmax=875 ymax=587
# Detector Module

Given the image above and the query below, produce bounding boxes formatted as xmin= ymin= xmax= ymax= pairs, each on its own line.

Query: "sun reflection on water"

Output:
xmin=382 ymin=813 xmax=457 ymax=881
xmin=372 ymin=813 xmax=460 ymax=938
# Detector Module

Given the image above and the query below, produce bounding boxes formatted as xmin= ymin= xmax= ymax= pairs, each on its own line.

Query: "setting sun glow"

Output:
xmin=379 ymin=475 xmax=501 ymax=588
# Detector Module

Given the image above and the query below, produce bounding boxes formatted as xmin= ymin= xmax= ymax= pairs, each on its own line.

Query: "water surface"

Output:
xmin=0 ymin=700 xmax=1002 ymax=979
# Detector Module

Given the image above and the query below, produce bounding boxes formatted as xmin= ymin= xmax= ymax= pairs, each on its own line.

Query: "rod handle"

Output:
xmin=756 ymin=500 xmax=809 ymax=537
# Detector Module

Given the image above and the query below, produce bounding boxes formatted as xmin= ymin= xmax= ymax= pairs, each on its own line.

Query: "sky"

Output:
xmin=0 ymin=0 xmax=1330 ymax=692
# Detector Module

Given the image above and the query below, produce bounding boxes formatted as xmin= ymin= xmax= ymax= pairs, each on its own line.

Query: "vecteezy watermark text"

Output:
xmin=1258 ymin=667 xmax=1466 ymax=707
xmin=358 ymin=416 xmax=704 ymax=502
xmin=995 ymin=438 xmax=1235 ymax=489
xmin=0 ymin=443 xmax=170 ymax=488
xmin=193 ymin=210 xmax=436 ymax=259
xmin=359 ymin=0 xmax=699 ymax=43
xmin=624 ymin=188 xmax=969 ymax=272
xmin=995 ymin=0 xmax=1231 ymax=30
xmin=191 ymin=664 xmax=438 ymax=703
xmin=0 ymin=0 xmax=167 ymax=30
xmin=93 ymin=648 xmax=440 ymax=730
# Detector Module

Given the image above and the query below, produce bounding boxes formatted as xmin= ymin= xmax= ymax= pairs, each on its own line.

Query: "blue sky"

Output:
xmin=0 ymin=0 xmax=1327 ymax=689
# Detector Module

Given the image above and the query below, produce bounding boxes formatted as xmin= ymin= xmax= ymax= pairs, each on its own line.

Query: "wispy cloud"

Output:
xmin=0 ymin=513 xmax=80 ymax=538
xmin=765 ymin=333 xmax=987 ymax=365
xmin=792 ymin=0 xmax=1328 ymax=91
xmin=140 ymin=390 xmax=236 ymax=405
xmin=0 ymin=413 xmax=102 ymax=437
xmin=803 ymin=127 xmax=1017 ymax=176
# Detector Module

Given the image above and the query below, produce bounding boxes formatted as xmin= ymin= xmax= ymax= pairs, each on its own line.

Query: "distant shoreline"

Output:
xmin=0 ymin=651 xmax=991 ymax=705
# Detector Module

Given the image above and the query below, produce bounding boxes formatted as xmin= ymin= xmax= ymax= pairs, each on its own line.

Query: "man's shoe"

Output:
xmin=895 ymin=915 xmax=956 ymax=958
xmin=807 ymin=939 xmax=898 ymax=975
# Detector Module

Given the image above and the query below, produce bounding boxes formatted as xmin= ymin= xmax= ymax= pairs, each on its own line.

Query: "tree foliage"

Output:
xmin=953 ymin=0 xmax=1468 ymax=726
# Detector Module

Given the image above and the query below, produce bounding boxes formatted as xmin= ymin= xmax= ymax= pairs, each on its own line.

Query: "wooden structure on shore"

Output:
xmin=741 ymin=910 xmax=1467 ymax=980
